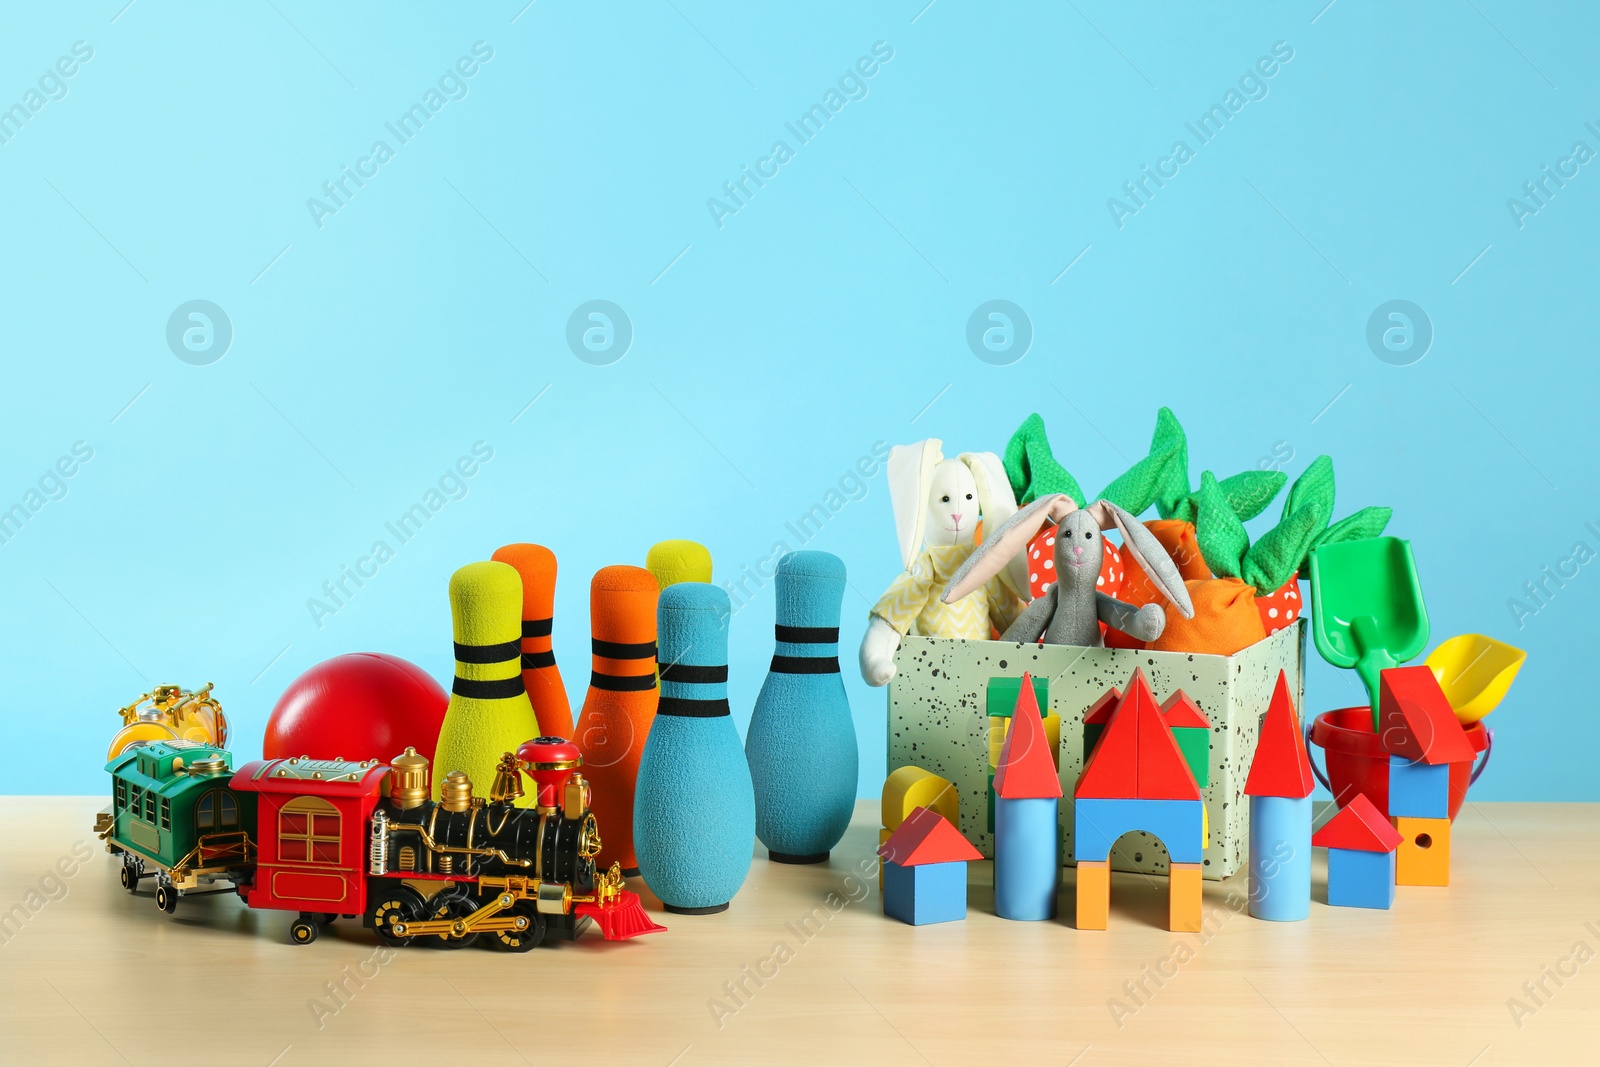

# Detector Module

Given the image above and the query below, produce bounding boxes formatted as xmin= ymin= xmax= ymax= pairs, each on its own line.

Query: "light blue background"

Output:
xmin=2 ymin=1 xmax=1592 ymax=798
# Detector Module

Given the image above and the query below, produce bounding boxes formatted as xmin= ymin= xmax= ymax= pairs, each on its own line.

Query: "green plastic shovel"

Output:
xmin=1308 ymin=536 xmax=1430 ymax=731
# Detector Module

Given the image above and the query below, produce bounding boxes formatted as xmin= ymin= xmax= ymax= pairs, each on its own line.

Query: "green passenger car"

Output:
xmin=99 ymin=740 xmax=257 ymax=914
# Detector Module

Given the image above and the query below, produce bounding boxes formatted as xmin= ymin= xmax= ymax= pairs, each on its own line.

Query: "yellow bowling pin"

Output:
xmin=432 ymin=561 xmax=542 ymax=808
xmin=645 ymin=540 xmax=713 ymax=589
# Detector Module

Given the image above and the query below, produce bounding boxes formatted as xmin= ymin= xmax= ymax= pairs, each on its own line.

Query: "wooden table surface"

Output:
xmin=2 ymin=797 xmax=1596 ymax=1066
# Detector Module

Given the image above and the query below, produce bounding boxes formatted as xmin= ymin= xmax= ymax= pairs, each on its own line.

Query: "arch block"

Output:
xmin=1073 ymin=798 xmax=1205 ymax=865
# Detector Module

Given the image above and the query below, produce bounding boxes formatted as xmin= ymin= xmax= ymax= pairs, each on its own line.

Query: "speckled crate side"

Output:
xmin=885 ymin=622 xmax=1305 ymax=880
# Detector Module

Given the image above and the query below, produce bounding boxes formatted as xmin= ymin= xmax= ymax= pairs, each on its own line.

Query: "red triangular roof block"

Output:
xmin=1245 ymin=671 xmax=1314 ymax=798
xmin=1160 ymin=689 xmax=1210 ymax=729
xmin=1312 ymin=794 xmax=1402 ymax=853
xmin=1379 ymin=666 xmax=1475 ymax=765
xmin=877 ymin=806 xmax=982 ymax=866
xmin=1075 ymin=668 xmax=1199 ymax=801
xmin=995 ymin=674 xmax=1063 ymax=799
xmin=1084 ymin=686 xmax=1122 ymax=725
xmin=1136 ymin=683 xmax=1203 ymax=801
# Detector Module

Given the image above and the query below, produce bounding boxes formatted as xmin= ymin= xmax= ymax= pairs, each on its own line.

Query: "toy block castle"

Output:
xmin=879 ymin=805 xmax=982 ymax=926
xmin=1313 ymin=793 xmax=1403 ymax=910
xmin=1072 ymin=668 xmax=1205 ymax=931
xmin=1379 ymin=666 xmax=1473 ymax=886
xmin=1244 ymin=670 xmax=1314 ymax=922
xmin=993 ymin=674 xmax=1063 ymax=921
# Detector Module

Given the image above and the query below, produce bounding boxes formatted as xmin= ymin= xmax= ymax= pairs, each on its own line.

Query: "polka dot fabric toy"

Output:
xmin=1256 ymin=579 xmax=1303 ymax=636
xmin=1026 ymin=524 xmax=1122 ymax=601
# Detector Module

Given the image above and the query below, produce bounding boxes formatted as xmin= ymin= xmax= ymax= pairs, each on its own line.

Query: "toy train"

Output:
xmin=94 ymin=735 xmax=665 ymax=949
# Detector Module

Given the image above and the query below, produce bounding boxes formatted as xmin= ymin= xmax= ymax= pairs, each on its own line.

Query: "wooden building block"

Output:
xmin=986 ymin=675 xmax=1049 ymax=719
xmin=1172 ymin=726 xmax=1210 ymax=789
xmin=1074 ymin=797 xmax=1206 ymax=864
xmin=1169 ymin=862 xmax=1203 ymax=932
xmin=1388 ymin=755 xmax=1450 ymax=819
xmin=882 ymin=766 xmax=959 ymax=831
xmin=1075 ymin=860 xmax=1110 ymax=930
xmin=1393 ymin=816 xmax=1451 ymax=886
xmin=1326 ymin=847 xmax=1396 ymax=910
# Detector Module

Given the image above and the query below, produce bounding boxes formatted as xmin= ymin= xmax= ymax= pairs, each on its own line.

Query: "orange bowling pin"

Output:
xmin=574 ymin=565 xmax=659 ymax=874
xmin=491 ymin=543 xmax=574 ymax=739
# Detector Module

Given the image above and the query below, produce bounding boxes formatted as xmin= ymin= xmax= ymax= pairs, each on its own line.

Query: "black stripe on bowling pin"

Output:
xmin=452 ymin=639 xmax=526 ymax=698
xmin=769 ymin=623 xmax=841 ymax=674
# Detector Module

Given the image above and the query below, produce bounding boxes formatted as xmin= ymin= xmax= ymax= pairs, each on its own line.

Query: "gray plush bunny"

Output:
xmin=942 ymin=494 xmax=1195 ymax=647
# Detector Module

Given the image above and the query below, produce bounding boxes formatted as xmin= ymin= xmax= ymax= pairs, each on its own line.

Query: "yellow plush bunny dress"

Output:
xmin=871 ymin=543 xmax=1024 ymax=640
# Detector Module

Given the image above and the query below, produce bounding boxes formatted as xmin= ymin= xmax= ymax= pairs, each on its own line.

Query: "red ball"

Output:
xmin=264 ymin=653 xmax=448 ymax=764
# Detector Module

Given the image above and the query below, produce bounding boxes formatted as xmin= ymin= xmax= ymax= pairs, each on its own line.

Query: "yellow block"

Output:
xmin=1169 ymin=863 xmax=1203 ymax=932
xmin=1076 ymin=860 xmax=1110 ymax=930
xmin=881 ymin=766 xmax=959 ymax=830
xmin=881 ymin=766 xmax=960 ymax=888
xmin=1394 ymin=816 xmax=1451 ymax=886
xmin=991 ymin=713 xmax=1062 ymax=770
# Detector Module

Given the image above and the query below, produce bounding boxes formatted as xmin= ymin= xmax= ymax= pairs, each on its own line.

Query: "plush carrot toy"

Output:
xmin=1150 ymin=459 xmax=1391 ymax=655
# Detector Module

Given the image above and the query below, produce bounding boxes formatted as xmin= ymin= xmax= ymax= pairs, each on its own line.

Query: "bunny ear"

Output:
xmin=888 ymin=440 xmax=943 ymax=568
xmin=1088 ymin=500 xmax=1196 ymax=619
xmin=943 ymin=494 xmax=1072 ymax=604
xmin=959 ymin=451 xmax=1025 ymax=599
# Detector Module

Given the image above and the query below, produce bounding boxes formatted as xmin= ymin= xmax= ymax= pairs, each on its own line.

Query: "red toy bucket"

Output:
xmin=1307 ymin=706 xmax=1492 ymax=820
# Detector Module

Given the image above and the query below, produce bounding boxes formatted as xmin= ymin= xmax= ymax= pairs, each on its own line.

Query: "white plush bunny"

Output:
xmin=858 ymin=440 xmax=1027 ymax=686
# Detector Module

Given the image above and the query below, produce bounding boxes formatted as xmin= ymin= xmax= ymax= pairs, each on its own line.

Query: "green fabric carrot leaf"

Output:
xmin=1094 ymin=407 xmax=1186 ymax=516
xmin=1003 ymin=413 xmax=1085 ymax=507
xmin=1240 ymin=502 xmax=1325 ymax=593
xmin=1281 ymin=454 xmax=1336 ymax=531
xmin=1193 ymin=470 xmax=1251 ymax=579
xmin=1217 ymin=469 xmax=1289 ymax=522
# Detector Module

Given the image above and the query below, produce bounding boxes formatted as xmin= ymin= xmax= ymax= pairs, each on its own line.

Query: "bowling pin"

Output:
xmin=490 ymin=542 xmax=574 ymax=739
xmin=744 ymin=551 xmax=858 ymax=863
xmin=645 ymin=539 xmax=713 ymax=589
xmin=431 ymin=561 xmax=542 ymax=808
xmin=574 ymin=565 xmax=659 ymax=875
xmin=634 ymin=583 xmax=756 ymax=913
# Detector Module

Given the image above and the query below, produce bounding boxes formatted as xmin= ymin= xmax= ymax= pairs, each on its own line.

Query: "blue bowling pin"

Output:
xmin=634 ymin=583 xmax=756 ymax=914
xmin=744 ymin=551 xmax=859 ymax=863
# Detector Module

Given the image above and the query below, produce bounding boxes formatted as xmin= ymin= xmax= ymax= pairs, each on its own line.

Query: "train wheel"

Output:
xmin=368 ymin=885 xmax=427 ymax=947
xmin=289 ymin=917 xmax=319 ymax=945
xmin=493 ymin=903 xmax=544 ymax=953
xmin=119 ymin=857 xmax=141 ymax=893
xmin=428 ymin=887 xmax=479 ymax=949
xmin=155 ymin=882 xmax=177 ymax=914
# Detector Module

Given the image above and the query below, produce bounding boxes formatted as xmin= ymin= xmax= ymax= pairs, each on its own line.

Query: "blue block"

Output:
xmin=1073 ymin=798 xmax=1205 ymax=865
xmin=1248 ymin=795 xmax=1311 ymax=922
xmin=883 ymin=860 xmax=967 ymax=925
xmin=1326 ymin=847 xmax=1396 ymax=910
xmin=1388 ymin=755 xmax=1450 ymax=819
xmin=995 ymin=796 xmax=1059 ymax=921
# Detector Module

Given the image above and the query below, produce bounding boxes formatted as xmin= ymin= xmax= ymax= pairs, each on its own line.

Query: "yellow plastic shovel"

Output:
xmin=1426 ymin=634 xmax=1526 ymax=724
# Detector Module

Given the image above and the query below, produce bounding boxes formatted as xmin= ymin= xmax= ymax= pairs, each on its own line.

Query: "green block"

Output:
xmin=986 ymin=676 xmax=1049 ymax=718
xmin=1173 ymin=726 xmax=1210 ymax=789
xmin=1083 ymin=722 xmax=1106 ymax=763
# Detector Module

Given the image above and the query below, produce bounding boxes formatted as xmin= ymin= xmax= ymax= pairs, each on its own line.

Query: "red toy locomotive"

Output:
xmin=100 ymin=735 xmax=665 ymax=949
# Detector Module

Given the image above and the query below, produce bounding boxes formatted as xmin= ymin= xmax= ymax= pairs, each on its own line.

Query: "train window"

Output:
xmin=219 ymin=793 xmax=238 ymax=826
xmin=160 ymin=799 xmax=171 ymax=831
xmin=129 ymin=786 xmax=142 ymax=820
xmin=144 ymin=792 xmax=156 ymax=823
xmin=115 ymin=780 xmax=127 ymax=809
xmin=197 ymin=794 xmax=214 ymax=829
xmin=279 ymin=797 xmax=340 ymax=864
